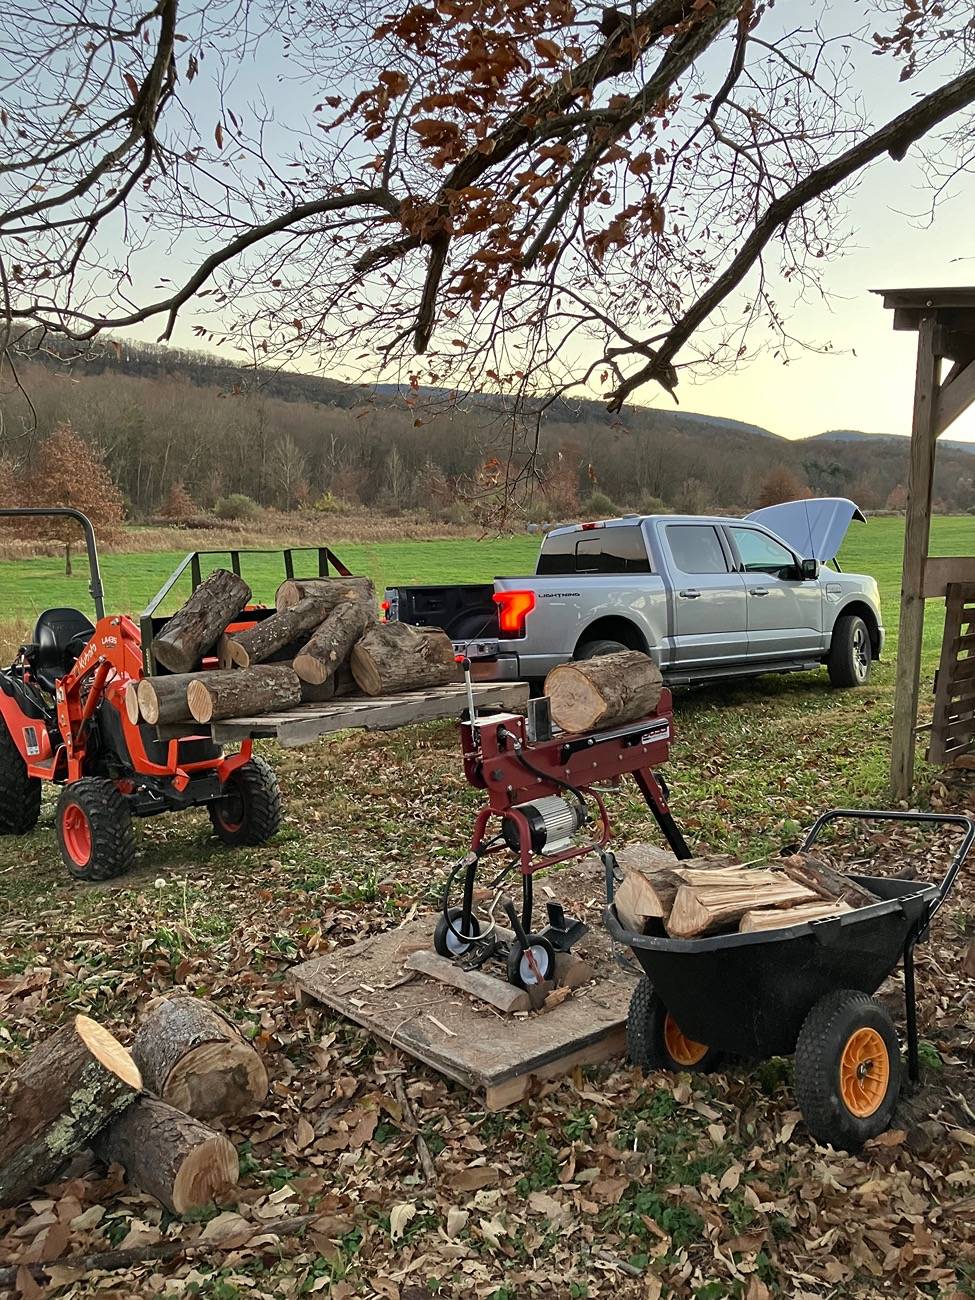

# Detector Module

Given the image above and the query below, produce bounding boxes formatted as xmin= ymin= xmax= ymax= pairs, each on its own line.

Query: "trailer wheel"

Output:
xmin=208 ymin=757 xmax=282 ymax=846
xmin=794 ymin=989 xmax=901 ymax=1151
xmin=0 ymin=718 xmax=41 ymax=835
xmin=56 ymin=779 xmax=135 ymax=880
xmin=626 ymin=976 xmax=724 ymax=1074
xmin=434 ymin=906 xmax=482 ymax=958
xmin=507 ymin=934 xmax=555 ymax=989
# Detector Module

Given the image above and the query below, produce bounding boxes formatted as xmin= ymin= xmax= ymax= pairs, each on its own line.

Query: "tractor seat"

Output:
xmin=31 ymin=607 xmax=95 ymax=692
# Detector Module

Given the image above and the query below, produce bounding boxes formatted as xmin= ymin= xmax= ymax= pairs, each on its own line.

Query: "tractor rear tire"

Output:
xmin=56 ymin=779 xmax=135 ymax=881
xmin=208 ymin=757 xmax=282 ymax=847
xmin=0 ymin=718 xmax=41 ymax=834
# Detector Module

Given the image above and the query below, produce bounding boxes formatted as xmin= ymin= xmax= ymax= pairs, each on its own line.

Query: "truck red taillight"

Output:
xmin=493 ymin=590 xmax=536 ymax=638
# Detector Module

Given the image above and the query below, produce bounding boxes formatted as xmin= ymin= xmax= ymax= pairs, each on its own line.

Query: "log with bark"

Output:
xmin=612 ymin=853 xmax=738 ymax=933
xmin=274 ymin=575 xmax=375 ymax=615
xmin=544 ymin=651 xmax=663 ymax=733
xmin=135 ymin=673 xmax=203 ymax=726
xmin=0 ymin=1015 xmax=142 ymax=1207
xmin=93 ymin=1095 xmax=239 ymax=1214
xmin=131 ymin=995 xmax=268 ymax=1121
xmin=221 ymin=596 xmax=334 ymax=669
xmin=350 ymin=621 xmax=459 ymax=696
xmin=151 ymin=570 xmax=252 ymax=674
xmin=186 ymin=664 xmax=302 ymax=724
xmin=777 ymin=853 xmax=880 ymax=909
xmin=738 ymin=899 xmax=853 ymax=933
xmin=293 ymin=596 xmax=374 ymax=686
xmin=667 ymin=872 xmax=817 ymax=939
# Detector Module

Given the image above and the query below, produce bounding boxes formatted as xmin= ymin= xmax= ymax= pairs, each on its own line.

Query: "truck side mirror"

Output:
xmin=800 ymin=557 xmax=819 ymax=580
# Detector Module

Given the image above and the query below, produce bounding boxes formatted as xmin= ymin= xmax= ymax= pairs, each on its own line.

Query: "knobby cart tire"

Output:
xmin=626 ymin=975 xmax=724 ymax=1074
xmin=208 ymin=757 xmax=282 ymax=847
xmin=576 ymin=638 xmax=630 ymax=660
xmin=0 ymin=717 xmax=41 ymax=834
xmin=56 ymin=779 xmax=135 ymax=881
xmin=827 ymin=614 xmax=872 ymax=688
xmin=794 ymin=988 xmax=901 ymax=1151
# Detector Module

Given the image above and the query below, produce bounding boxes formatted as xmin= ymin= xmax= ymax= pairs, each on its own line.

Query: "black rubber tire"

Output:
xmin=794 ymin=989 xmax=901 ymax=1151
xmin=626 ymin=975 xmax=724 ymax=1074
xmin=434 ymin=906 xmax=482 ymax=958
xmin=507 ymin=933 xmax=556 ymax=989
xmin=827 ymin=614 xmax=872 ymax=688
xmin=0 ymin=717 xmax=41 ymax=835
xmin=576 ymin=637 xmax=629 ymax=660
xmin=208 ymin=756 xmax=282 ymax=846
xmin=55 ymin=778 xmax=135 ymax=881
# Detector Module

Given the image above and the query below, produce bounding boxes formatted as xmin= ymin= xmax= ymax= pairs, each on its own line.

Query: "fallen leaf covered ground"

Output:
xmin=1 ymin=675 xmax=974 ymax=1300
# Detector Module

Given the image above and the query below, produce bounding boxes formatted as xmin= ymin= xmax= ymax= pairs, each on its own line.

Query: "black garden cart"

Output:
xmin=606 ymin=809 xmax=975 ymax=1150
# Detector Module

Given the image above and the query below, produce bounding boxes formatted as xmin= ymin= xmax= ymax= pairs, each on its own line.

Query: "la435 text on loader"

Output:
xmin=0 ymin=507 xmax=298 ymax=879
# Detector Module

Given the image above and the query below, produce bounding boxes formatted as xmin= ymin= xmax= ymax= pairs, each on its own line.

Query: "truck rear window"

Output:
xmin=537 ymin=525 xmax=652 ymax=575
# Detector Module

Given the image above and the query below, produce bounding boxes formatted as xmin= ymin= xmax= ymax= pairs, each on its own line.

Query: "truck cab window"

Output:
xmin=666 ymin=525 xmax=728 ymax=574
xmin=537 ymin=525 xmax=651 ymax=575
xmin=729 ymin=527 xmax=797 ymax=577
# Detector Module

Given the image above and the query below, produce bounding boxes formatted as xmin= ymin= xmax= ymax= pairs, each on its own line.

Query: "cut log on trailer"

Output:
xmin=131 ymin=995 xmax=268 ymax=1121
xmin=135 ymin=673 xmax=203 ymax=726
xmin=545 ymin=651 xmax=663 ymax=733
xmin=778 ymin=853 xmax=880 ymax=909
xmin=293 ymin=596 xmax=375 ymax=686
xmin=613 ymin=854 xmax=739 ymax=933
xmin=0 ymin=1015 xmax=142 ymax=1207
xmin=275 ymin=575 xmax=375 ymax=615
xmin=93 ymin=1095 xmax=239 ymax=1214
xmin=350 ymin=621 xmax=459 ymax=696
xmin=152 ymin=570 xmax=252 ymax=674
xmin=187 ymin=665 xmax=301 ymax=725
xmin=667 ymin=873 xmax=817 ymax=939
xmin=222 ymin=596 xmax=333 ymax=669
xmin=739 ymin=899 xmax=853 ymax=933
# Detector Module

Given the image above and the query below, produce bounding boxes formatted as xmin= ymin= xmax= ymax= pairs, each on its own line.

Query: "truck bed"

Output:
xmin=156 ymin=681 xmax=529 ymax=748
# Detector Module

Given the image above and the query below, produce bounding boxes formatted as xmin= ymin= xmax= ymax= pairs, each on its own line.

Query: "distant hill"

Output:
xmin=810 ymin=429 xmax=975 ymax=455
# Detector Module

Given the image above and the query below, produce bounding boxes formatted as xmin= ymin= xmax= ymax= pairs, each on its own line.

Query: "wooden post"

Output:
xmin=891 ymin=316 xmax=940 ymax=800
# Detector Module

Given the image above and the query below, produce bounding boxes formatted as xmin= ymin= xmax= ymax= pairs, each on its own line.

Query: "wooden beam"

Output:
xmin=923 ymin=557 xmax=975 ymax=599
xmin=936 ymin=355 xmax=975 ymax=434
xmin=891 ymin=316 xmax=940 ymax=800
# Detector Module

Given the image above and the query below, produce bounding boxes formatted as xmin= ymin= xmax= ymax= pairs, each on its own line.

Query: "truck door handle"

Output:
xmin=750 ymin=588 xmax=769 ymax=597
xmin=678 ymin=589 xmax=702 ymax=599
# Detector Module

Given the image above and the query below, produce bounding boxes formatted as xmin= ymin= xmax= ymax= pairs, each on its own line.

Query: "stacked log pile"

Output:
xmin=128 ymin=568 xmax=461 ymax=728
xmin=0 ymin=995 xmax=267 ymax=1215
xmin=614 ymin=849 xmax=879 ymax=938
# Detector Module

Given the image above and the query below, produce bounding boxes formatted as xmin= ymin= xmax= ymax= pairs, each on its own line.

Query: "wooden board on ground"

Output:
xmin=156 ymin=681 xmax=529 ymax=746
xmin=292 ymin=859 xmax=638 ymax=1109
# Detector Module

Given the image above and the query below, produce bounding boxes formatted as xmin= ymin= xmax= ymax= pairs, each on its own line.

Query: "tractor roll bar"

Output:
xmin=0 ymin=507 xmax=105 ymax=620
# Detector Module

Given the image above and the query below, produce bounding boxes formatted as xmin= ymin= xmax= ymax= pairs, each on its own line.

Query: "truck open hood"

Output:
xmin=745 ymin=498 xmax=867 ymax=562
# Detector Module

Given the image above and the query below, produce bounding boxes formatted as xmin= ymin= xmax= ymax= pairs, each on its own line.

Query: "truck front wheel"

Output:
xmin=827 ymin=614 xmax=872 ymax=688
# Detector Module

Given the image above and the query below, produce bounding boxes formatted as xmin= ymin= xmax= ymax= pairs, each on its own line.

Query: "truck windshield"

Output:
xmin=537 ymin=525 xmax=652 ymax=575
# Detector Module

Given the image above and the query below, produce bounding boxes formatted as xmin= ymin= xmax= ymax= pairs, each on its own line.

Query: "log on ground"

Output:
xmin=222 ymin=596 xmax=333 ymax=669
xmin=136 ymin=674 xmax=203 ymax=726
xmin=350 ymin=621 xmax=459 ymax=696
xmin=778 ymin=853 xmax=880 ymax=909
xmin=151 ymin=570 xmax=252 ymax=674
xmin=274 ymin=576 xmax=375 ymax=615
xmin=739 ymin=899 xmax=853 ymax=933
xmin=187 ymin=665 xmax=301 ymax=724
xmin=545 ymin=651 xmax=663 ymax=733
xmin=667 ymin=873 xmax=817 ymax=939
xmin=293 ymin=597 xmax=374 ymax=686
xmin=93 ymin=1095 xmax=239 ymax=1214
xmin=0 ymin=1015 xmax=142 ymax=1208
xmin=131 ymin=995 xmax=268 ymax=1121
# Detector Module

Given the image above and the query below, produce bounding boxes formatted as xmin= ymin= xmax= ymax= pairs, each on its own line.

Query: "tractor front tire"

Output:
xmin=208 ymin=757 xmax=282 ymax=847
xmin=56 ymin=779 xmax=135 ymax=881
xmin=0 ymin=718 xmax=41 ymax=834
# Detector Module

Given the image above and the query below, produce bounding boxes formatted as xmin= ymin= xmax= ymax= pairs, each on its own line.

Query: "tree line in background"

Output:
xmin=0 ymin=342 xmax=973 ymax=536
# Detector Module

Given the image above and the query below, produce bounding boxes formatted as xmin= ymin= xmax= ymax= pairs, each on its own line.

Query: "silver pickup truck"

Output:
xmin=385 ymin=498 xmax=885 ymax=690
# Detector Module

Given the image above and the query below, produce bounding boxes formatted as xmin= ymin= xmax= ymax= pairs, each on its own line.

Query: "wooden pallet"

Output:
xmin=292 ymin=870 xmax=637 ymax=1108
xmin=928 ymin=582 xmax=975 ymax=765
xmin=157 ymin=681 xmax=529 ymax=747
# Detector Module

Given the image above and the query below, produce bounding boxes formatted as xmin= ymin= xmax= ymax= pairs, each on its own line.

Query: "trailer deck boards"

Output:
xmin=157 ymin=681 xmax=529 ymax=746
xmin=292 ymin=858 xmax=639 ymax=1108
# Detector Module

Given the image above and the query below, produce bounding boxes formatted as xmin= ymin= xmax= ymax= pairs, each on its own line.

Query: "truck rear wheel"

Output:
xmin=576 ymin=637 xmax=629 ymax=660
xmin=0 ymin=718 xmax=41 ymax=835
xmin=56 ymin=779 xmax=135 ymax=880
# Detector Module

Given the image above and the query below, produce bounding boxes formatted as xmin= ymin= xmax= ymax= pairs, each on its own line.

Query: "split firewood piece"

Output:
xmin=612 ymin=853 xmax=742 ymax=933
xmin=739 ymin=899 xmax=853 ymax=933
xmin=777 ymin=853 xmax=880 ymax=909
xmin=0 ymin=1014 xmax=142 ymax=1208
xmin=131 ymin=995 xmax=268 ymax=1121
xmin=93 ymin=1095 xmax=239 ymax=1215
xmin=350 ymin=621 xmax=459 ymax=696
xmin=274 ymin=575 xmax=375 ymax=615
xmin=293 ymin=596 xmax=375 ymax=686
xmin=151 ymin=570 xmax=252 ymax=674
xmin=221 ymin=596 xmax=333 ymax=669
xmin=667 ymin=873 xmax=817 ymax=939
xmin=187 ymin=665 xmax=301 ymax=724
xmin=545 ymin=651 xmax=663 ymax=733
xmin=135 ymin=673 xmax=204 ymax=725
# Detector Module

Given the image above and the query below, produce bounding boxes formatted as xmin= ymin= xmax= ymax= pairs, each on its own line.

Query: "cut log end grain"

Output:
xmin=124 ymin=682 xmax=141 ymax=726
xmin=74 ymin=1015 xmax=143 ymax=1091
xmin=292 ymin=596 xmax=373 ymax=686
xmin=186 ymin=665 xmax=301 ymax=725
xmin=136 ymin=674 xmax=200 ymax=726
xmin=349 ymin=621 xmax=458 ymax=696
xmin=545 ymin=651 xmax=663 ymax=733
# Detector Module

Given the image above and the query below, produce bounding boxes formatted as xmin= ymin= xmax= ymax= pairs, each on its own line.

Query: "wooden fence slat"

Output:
xmin=928 ymin=581 xmax=975 ymax=765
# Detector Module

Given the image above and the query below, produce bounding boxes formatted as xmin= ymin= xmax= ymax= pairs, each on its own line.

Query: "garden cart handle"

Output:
xmin=0 ymin=507 xmax=105 ymax=619
xmin=800 ymin=808 xmax=975 ymax=918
